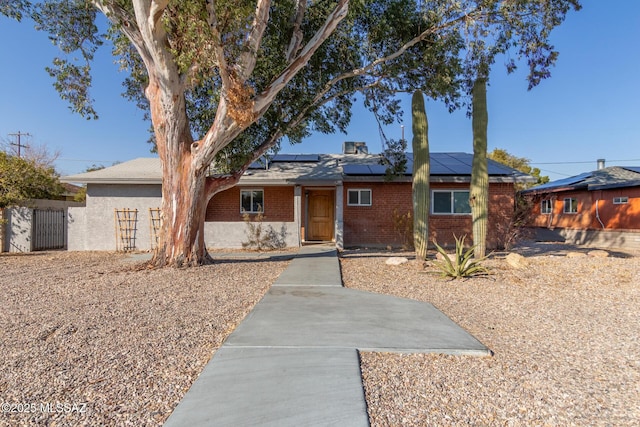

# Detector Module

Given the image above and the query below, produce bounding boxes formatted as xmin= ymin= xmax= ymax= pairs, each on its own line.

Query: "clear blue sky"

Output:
xmin=1 ymin=1 xmax=638 ymax=181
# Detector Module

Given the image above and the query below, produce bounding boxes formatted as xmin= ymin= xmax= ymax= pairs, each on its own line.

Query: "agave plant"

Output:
xmin=432 ymin=235 xmax=489 ymax=279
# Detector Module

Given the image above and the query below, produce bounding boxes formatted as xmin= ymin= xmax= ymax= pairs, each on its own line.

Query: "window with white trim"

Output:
xmin=432 ymin=190 xmax=471 ymax=214
xmin=347 ymin=189 xmax=372 ymax=206
xmin=541 ymin=199 xmax=553 ymax=214
xmin=613 ymin=196 xmax=629 ymax=204
xmin=240 ymin=189 xmax=264 ymax=213
xmin=563 ymin=198 xmax=578 ymax=214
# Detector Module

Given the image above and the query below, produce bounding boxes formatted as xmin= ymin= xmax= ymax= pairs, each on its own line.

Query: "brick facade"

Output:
xmin=204 ymin=182 xmax=517 ymax=249
xmin=205 ymin=186 xmax=294 ymax=222
xmin=343 ymin=181 xmax=516 ymax=248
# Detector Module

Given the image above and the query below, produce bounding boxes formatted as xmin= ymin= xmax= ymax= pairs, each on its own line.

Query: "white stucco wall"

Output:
xmin=204 ymin=221 xmax=299 ymax=249
xmin=4 ymin=206 xmax=31 ymax=252
xmin=2 ymin=200 xmax=84 ymax=253
xmin=67 ymin=184 xmax=162 ymax=251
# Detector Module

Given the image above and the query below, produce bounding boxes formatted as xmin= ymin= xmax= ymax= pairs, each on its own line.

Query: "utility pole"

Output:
xmin=9 ymin=131 xmax=30 ymax=157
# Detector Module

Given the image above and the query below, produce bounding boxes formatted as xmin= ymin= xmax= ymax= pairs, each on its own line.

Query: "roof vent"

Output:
xmin=343 ymin=141 xmax=368 ymax=154
xmin=597 ymin=158 xmax=606 ymax=170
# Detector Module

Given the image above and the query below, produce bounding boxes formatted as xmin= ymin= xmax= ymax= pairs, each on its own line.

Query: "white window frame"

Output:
xmin=240 ymin=189 xmax=264 ymax=213
xmin=613 ymin=196 xmax=629 ymax=204
xmin=563 ymin=197 xmax=578 ymax=214
xmin=541 ymin=199 xmax=553 ymax=214
xmin=347 ymin=189 xmax=372 ymax=206
xmin=431 ymin=190 xmax=471 ymax=215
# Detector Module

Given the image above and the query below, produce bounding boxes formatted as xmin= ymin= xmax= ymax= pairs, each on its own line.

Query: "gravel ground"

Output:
xmin=2 ymin=244 xmax=639 ymax=426
xmin=341 ymin=243 xmax=640 ymax=426
xmin=0 ymin=251 xmax=289 ymax=426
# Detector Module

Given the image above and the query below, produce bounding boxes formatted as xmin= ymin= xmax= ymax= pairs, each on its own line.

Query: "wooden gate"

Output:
xmin=32 ymin=209 xmax=65 ymax=250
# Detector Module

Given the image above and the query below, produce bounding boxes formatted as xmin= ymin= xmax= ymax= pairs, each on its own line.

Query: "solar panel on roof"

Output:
xmin=487 ymin=159 xmax=516 ymax=175
xmin=271 ymin=154 xmax=297 ymax=162
xmin=367 ymin=165 xmax=390 ymax=175
xmin=294 ymin=154 xmax=320 ymax=162
xmin=342 ymin=164 xmax=373 ymax=175
xmin=271 ymin=154 xmax=319 ymax=162
xmin=525 ymin=172 xmax=592 ymax=192
xmin=248 ymin=161 xmax=265 ymax=169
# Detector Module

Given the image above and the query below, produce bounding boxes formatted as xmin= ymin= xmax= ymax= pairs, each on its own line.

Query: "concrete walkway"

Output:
xmin=164 ymin=245 xmax=489 ymax=426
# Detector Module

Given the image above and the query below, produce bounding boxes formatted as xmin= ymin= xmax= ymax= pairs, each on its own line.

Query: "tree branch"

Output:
xmin=253 ymin=0 xmax=349 ymax=115
xmin=236 ymin=0 xmax=271 ymax=81
xmin=285 ymin=0 xmax=306 ymax=62
xmin=206 ymin=0 xmax=231 ymax=89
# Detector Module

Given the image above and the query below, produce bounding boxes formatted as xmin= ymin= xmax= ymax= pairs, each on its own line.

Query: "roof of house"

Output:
xmin=61 ymin=157 xmax=163 ymax=184
xmin=61 ymin=152 xmax=534 ymax=185
xmin=521 ymin=166 xmax=640 ymax=194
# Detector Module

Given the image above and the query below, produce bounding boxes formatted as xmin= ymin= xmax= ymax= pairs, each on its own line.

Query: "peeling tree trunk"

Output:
xmin=145 ymin=77 xmax=213 ymax=267
xmin=471 ymin=76 xmax=489 ymax=258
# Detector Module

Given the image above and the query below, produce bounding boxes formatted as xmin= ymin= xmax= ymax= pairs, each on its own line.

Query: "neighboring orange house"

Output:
xmin=521 ymin=166 xmax=640 ymax=248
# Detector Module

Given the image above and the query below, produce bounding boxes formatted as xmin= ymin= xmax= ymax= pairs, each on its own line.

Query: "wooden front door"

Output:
xmin=307 ymin=190 xmax=334 ymax=241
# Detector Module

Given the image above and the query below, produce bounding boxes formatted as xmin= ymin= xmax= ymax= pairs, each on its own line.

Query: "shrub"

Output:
xmin=432 ymin=235 xmax=489 ymax=279
xmin=241 ymin=210 xmax=287 ymax=251
xmin=493 ymin=194 xmax=534 ymax=250
xmin=392 ymin=208 xmax=414 ymax=250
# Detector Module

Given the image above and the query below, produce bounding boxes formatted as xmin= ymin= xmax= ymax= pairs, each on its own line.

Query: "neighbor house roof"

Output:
xmin=61 ymin=152 xmax=534 ymax=185
xmin=61 ymin=158 xmax=162 ymax=184
xmin=521 ymin=166 xmax=640 ymax=195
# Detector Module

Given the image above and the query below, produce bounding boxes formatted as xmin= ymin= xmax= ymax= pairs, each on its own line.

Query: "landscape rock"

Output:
xmin=566 ymin=251 xmax=588 ymax=258
xmin=386 ymin=257 xmax=409 ymax=266
xmin=588 ymin=249 xmax=609 ymax=258
xmin=505 ymin=252 xmax=530 ymax=269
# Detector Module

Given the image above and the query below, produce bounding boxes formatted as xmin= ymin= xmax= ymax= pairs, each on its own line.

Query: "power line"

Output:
xmin=8 ymin=131 xmax=30 ymax=157
xmin=531 ymin=158 xmax=640 ymax=165
xmin=57 ymin=157 xmax=122 ymax=163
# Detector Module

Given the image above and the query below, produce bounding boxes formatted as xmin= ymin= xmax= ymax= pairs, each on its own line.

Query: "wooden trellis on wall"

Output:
xmin=114 ymin=208 xmax=138 ymax=252
xmin=149 ymin=208 xmax=161 ymax=250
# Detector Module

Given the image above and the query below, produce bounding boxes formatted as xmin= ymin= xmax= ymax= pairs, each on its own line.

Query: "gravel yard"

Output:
xmin=341 ymin=244 xmax=640 ymax=426
xmin=0 ymin=251 xmax=289 ymax=426
xmin=2 ymin=244 xmax=639 ymax=426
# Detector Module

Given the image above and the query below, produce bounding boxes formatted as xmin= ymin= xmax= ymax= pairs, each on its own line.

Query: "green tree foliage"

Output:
xmin=0 ymin=0 xmax=31 ymax=21
xmin=9 ymin=0 xmax=580 ymax=266
xmin=411 ymin=90 xmax=430 ymax=261
xmin=470 ymin=76 xmax=489 ymax=258
xmin=380 ymin=138 xmax=408 ymax=181
xmin=0 ymin=151 xmax=63 ymax=208
xmin=489 ymin=148 xmax=549 ymax=187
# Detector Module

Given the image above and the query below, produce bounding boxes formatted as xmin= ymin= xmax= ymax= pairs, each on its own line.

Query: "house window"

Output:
xmin=347 ymin=189 xmax=372 ymax=206
xmin=541 ymin=199 xmax=553 ymax=214
xmin=563 ymin=198 xmax=578 ymax=214
xmin=240 ymin=189 xmax=264 ymax=213
xmin=613 ymin=196 xmax=629 ymax=204
xmin=432 ymin=190 xmax=471 ymax=214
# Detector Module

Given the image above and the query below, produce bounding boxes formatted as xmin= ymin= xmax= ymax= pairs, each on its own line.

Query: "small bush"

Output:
xmin=241 ymin=210 xmax=287 ymax=251
xmin=494 ymin=194 xmax=534 ymax=250
xmin=392 ymin=209 xmax=414 ymax=250
xmin=432 ymin=235 xmax=489 ymax=279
